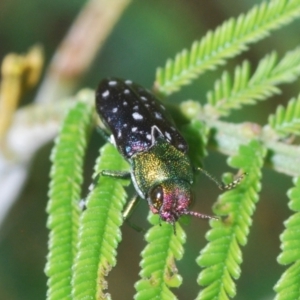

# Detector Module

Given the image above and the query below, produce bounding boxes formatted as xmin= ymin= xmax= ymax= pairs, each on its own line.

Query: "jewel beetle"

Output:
xmin=95 ymin=78 xmax=245 ymax=230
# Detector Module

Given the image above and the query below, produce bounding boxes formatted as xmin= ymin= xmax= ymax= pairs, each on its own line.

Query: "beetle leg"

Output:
xmin=100 ymin=170 xmax=131 ymax=179
xmin=123 ymin=194 xmax=145 ymax=233
xmin=96 ymin=126 xmax=110 ymax=141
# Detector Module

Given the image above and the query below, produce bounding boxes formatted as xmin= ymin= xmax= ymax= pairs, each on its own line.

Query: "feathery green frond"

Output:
xmin=268 ymin=95 xmax=300 ymax=137
xmin=206 ymin=46 xmax=300 ymax=116
xmin=274 ymin=177 xmax=300 ymax=300
xmin=45 ymin=92 xmax=94 ymax=300
xmin=134 ymin=214 xmax=186 ymax=300
xmin=72 ymin=143 xmax=130 ymax=300
xmin=181 ymin=120 xmax=209 ymax=166
xmin=196 ymin=140 xmax=266 ymax=300
xmin=155 ymin=0 xmax=300 ymax=96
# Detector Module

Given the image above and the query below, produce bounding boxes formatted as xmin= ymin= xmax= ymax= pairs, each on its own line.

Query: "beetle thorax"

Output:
xmin=130 ymin=138 xmax=193 ymax=199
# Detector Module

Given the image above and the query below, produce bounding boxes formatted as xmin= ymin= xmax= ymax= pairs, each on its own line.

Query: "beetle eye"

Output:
xmin=149 ymin=185 xmax=164 ymax=210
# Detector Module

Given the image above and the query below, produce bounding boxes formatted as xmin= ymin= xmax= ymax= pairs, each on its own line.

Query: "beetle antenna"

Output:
xmin=197 ymin=168 xmax=247 ymax=191
xmin=183 ymin=210 xmax=219 ymax=220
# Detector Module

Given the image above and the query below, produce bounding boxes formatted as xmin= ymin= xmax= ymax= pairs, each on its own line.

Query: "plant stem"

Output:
xmin=35 ymin=0 xmax=131 ymax=104
xmin=208 ymin=119 xmax=300 ymax=177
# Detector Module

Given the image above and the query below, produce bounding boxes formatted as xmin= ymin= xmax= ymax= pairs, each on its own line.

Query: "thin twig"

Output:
xmin=35 ymin=0 xmax=131 ymax=103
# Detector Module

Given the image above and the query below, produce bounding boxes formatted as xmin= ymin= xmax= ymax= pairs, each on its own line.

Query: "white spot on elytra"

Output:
xmin=123 ymin=101 xmax=128 ymax=106
xmin=112 ymin=107 xmax=118 ymax=113
xmin=155 ymin=112 xmax=162 ymax=119
xmin=140 ymin=96 xmax=147 ymax=101
xmin=125 ymin=80 xmax=132 ymax=84
xmin=178 ymin=144 xmax=185 ymax=149
xmin=146 ymin=134 xmax=152 ymax=140
xmin=133 ymin=105 xmax=139 ymax=110
xmin=124 ymin=89 xmax=130 ymax=94
xmin=123 ymin=123 xmax=128 ymax=128
xmin=132 ymin=127 xmax=138 ymax=132
xmin=102 ymin=90 xmax=109 ymax=98
xmin=171 ymin=126 xmax=176 ymax=131
xmin=108 ymin=81 xmax=117 ymax=86
xmin=160 ymin=104 xmax=166 ymax=110
xmin=132 ymin=112 xmax=143 ymax=120
xmin=145 ymin=104 xmax=150 ymax=108
xmin=118 ymin=130 xmax=122 ymax=138
xmin=165 ymin=131 xmax=171 ymax=140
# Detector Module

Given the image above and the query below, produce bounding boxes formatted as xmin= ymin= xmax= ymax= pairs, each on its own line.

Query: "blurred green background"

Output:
xmin=1 ymin=0 xmax=300 ymax=299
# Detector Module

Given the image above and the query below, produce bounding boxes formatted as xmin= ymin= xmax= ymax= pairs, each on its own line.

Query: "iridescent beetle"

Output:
xmin=95 ymin=78 xmax=245 ymax=231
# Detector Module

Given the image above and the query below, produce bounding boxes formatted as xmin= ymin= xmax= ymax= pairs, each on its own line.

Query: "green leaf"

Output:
xmin=71 ymin=143 xmax=130 ymax=300
xmin=196 ymin=140 xmax=266 ymax=300
xmin=180 ymin=119 xmax=209 ymax=167
xmin=155 ymin=0 xmax=300 ymax=95
xmin=45 ymin=91 xmax=94 ymax=300
xmin=206 ymin=46 xmax=300 ymax=116
xmin=268 ymin=94 xmax=300 ymax=137
xmin=134 ymin=214 xmax=186 ymax=300
xmin=274 ymin=177 xmax=300 ymax=300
